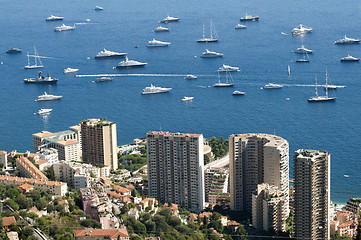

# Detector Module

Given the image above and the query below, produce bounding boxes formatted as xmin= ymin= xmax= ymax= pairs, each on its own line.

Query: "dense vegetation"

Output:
xmin=208 ymin=137 xmax=229 ymax=159
xmin=119 ymin=147 xmax=147 ymax=172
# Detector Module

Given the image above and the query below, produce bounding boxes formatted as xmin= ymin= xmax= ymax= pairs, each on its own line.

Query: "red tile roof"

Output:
xmin=74 ymin=229 xmax=129 ymax=238
xmin=17 ymin=183 xmax=34 ymax=192
xmin=2 ymin=216 xmax=16 ymax=226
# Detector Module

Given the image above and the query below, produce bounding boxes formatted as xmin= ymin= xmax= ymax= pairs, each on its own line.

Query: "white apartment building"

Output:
xmin=147 ymin=131 xmax=205 ymax=212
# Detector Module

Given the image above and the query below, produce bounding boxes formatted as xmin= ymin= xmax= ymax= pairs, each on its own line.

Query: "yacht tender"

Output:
xmin=95 ymin=49 xmax=127 ymax=58
xmin=46 ymin=15 xmax=64 ymax=21
xmin=64 ymin=68 xmax=79 ymax=73
xmin=146 ymin=38 xmax=171 ymax=47
xmin=54 ymin=24 xmax=75 ymax=32
xmin=36 ymin=92 xmax=62 ymax=101
xmin=95 ymin=6 xmax=103 ymax=10
xmin=264 ymin=83 xmax=283 ymax=89
xmin=96 ymin=77 xmax=113 ymax=82
xmin=295 ymin=45 xmax=313 ymax=54
xmin=233 ymin=90 xmax=245 ymax=95
xmin=185 ymin=75 xmax=197 ymax=80
xmin=142 ymin=84 xmax=172 ymax=94
xmin=116 ymin=57 xmax=147 ymax=68
xmin=6 ymin=48 xmax=22 ymax=53
xmin=158 ymin=16 xmax=179 ymax=23
xmin=38 ymin=109 xmax=52 ymax=115
xmin=234 ymin=24 xmax=247 ymax=29
xmin=334 ymin=35 xmax=360 ymax=44
xmin=200 ymin=49 xmax=223 ymax=58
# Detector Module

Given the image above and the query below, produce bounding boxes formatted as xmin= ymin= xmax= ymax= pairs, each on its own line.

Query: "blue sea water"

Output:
xmin=1 ymin=0 xmax=361 ymax=203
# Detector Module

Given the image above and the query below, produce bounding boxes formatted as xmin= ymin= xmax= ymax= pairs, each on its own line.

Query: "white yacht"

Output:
xmin=213 ymin=71 xmax=234 ymax=87
xmin=158 ymin=16 xmax=179 ymax=23
xmin=64 ymin=67 xmax=79 ymax=73
xmin=85 ymin=19 xmax=91 ymax=22
xmin=334 ymin=35 xmax=360 ymax=44
xmin=234 ymin=24 xmax=247 ymax=29
xmin=142 ymin=84 xmax=172 ymax=94
xmin=95 ymin=6 xmax=103 ymax=10
xmin=291 ymin=24 xmax=312 ymax=35
xmin=233 ymin=90 xmax=245 ymax=95
xmin=308 ymin=72 xmax=336 ymax=102
xmin=96 ymin=77 xmax=113 ymax=82
xmin=36 ymin=92 xmax=62 ymax=101
xmin=46 ymin=15 xmax=64 ymax=21
xmin=38 ymin=109 xmax=53 ymax=115
xmin=240 ymin=14 xmax=259 ymax=21
xmin=200 ymin=49 xmax=223 ymax=58
xmin=116 ymin=56 xmax=147 ymax=68
xmin=24 ymin=47 xmax=43 ymax=69
xmin=197 ymin=21 xmax=218 ymax=42
xmin=264 ymin=83 xmax=283 ymax=89
xmin=185 ymin=75 xmax=197 ymax=80
xmin=146 ymin=38 xmax=171 ymax=47
xmin=24 ymin=71 xmax=58 ymax=83
xmin=154 ymin=26 xmax=170 ymax=32
xmin=95 ymin=49 xmax=127 ymax=58
xmin=182 ymin=96 xmax=194 ymax=102
xmin=295 ymin=45 xmax=313 ymax=54
xmin=217 ymin=64 xmax=240 ymax=72
xmin=340 ymin=55 xmax=360 ymax=61
xmin=54 ymin=24 xmax=75 ymax=32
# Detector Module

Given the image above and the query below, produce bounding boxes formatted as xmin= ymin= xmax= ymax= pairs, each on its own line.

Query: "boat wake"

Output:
xmin=281 ymin=32 xmax=288 ymax=35
xmin=76 ymin=74 xmax=213 ymax=77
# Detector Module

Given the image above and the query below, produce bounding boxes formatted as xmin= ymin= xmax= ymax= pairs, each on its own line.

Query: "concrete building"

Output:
xmin=33 ymin=126 xmax=82 ymax=162
xmin=294 ymin=149 xmax=330 ymax=240
xmin=0 ymin=151 xmax=7 ymax=169
xmin=252 ymin=183 xmax=287 ymax=233
xmin=0 ymin=175 xmax=67 ymax=196
xmin=147 ymin=131 xmax=205 ymax=212
xmin=204 ymin=167 xmax=228 ymax=204
xmin=16 ymin=157 xmax=48 ymax=180
xmin=345 ymin=198 xmax=361 ymax=214
xmin=229 ymin=133 xmax=289 ymax=214
xmin=81 ymin=119 xmax=118 ymax=170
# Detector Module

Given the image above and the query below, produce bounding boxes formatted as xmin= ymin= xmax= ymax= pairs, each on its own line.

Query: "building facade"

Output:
xmin=294 ymin=149 xmax=330 ymax=240
xmin=229 ymin=133 xmax=289 ymax=214
xmin=16 ymin=157 xmax=48 ymax=180
xmin=252 ymin=183 xmax=287 ymax=232
xmin=81 ymin=119 xmax=118 ymax=170
xmin=204 ymin=167 xmax=228 ymax=204
xmin=147 ymin=131 xmax=205 ymax=212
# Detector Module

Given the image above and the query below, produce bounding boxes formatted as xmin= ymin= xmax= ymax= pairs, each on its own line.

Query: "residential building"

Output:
xmin=294 ymin=149 xmax=330 ymax=240
xmin=0 ymin=175 xmax=67 ymax=196
xmin=330 ymin=211 xmax=358 ymax=238
xmin=146 ymin=131 xmax=205 ymax=212
xmin=33 ymin=126 xmax=81 ymax=162
xmin=17 ymin=183 xmax=34 ymax=194
xmin=252 ymin=183 xmax=287 ymax=232
xmin=81 ymin=119 xmax=118 ymax=170
xmin=0 ymin=151 xmax=7 ymax=169
xmin=74 ymin=229 xmax=129 ymax=240
xmin=2 ymin=216 xmax=16 ymax=228
xmin=345 ymin=198 xmax=361 ymax=214
xmin=204 ymin=167 xmax=228 ymax=204
xmin=16 ymin=157 xmax=48 ymax=180
xmin=229 ymin=133 xmax=289 ymax=214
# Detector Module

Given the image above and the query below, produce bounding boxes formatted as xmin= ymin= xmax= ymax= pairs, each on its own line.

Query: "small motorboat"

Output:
xmin=96 ymin=77 xmax=113 ymax=82
xmin=184 ymin=75 xmax=197 ymax=80
xmin=38 ymin=109 xmax=52 ymax=115
xmin=234 ymin=24 xmax=247 ymax=29
xmin=64 ymin=67 xmax=79 ymax=73
xmin=182 ymin=96 xmax=194 ymax=102
xmin=95 ymin=6 xmax=103 ymax=10
xmin=233 ymin=90 xmax=245 ymax=95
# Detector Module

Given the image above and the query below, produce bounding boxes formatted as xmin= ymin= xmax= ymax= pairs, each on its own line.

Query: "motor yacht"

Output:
xmin=185 ymin=75 xmax=197 ymax=80
xmin=6 ymin=48 xmax=22 ymax=53
xmin=263 ymin=83 xmax=283 ymax=89
xmin=295 ymin=45 xmax=313 ymax=54
xmin=181 ymin=96 xmax=194 ymax=102
xmin=291 ymin=24 xmax=312 ymax=35
xmin=234 ymin=24 xmax=247 ymax=29
xmin=240 ymin=14 xmax=259 ymax=21
xmin=54 ymin=24 xmax=75 ymax=32
xmin=233 ymin=90 xmax=245 ymax=95
xmin=217 ymin=64 xmax=240 ymax=72
xmin=95 ymin=6 xmax=103 ymax=10
xmin=158 ymin=16 xmax=179 ymax=23
xmin=95 ymin=49 xmax=127 ymax=58
xmin=46 ymin=15 xmax=64 ymax=21
xmin=146 ymin=38 xmax=171 ymax=47
xmin=36 ymin=92 xmax=62 ymax=101
xmin=142 ymin=84 xmax=172 ymax=94
xmin=96 ymin=77 xmax=113 ymax=82
xmin=24 ymin=71 xmax=58 ymax=83
xmin=200 ymin=49 xmax=223 ymax=58
xmin=340 ymin=55 xmax=360 ymax=62
xmin=154 ymin=26 xmax=170 ymax=32
xmin=334 ymin=35 xmax=360 ymax=44
xmin=64 ymin=67 xmax=79 ymax=73
xmin=116 ymin=56 xmax=147 ymax=68
xmin=38 ymin=109 xmax=53 ymax=115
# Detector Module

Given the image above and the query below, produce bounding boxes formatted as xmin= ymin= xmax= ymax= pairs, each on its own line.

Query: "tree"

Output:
xmin=45 ymin=166 xmax=56 ymax=181
xmin=5 ymin=199 xmax=19 ymax=211
xmin=47 ymin=204 xmax=54 ymax=213
xmin=356 ymin=223 xmax=361 ymax=240
xmin=133 ymin=221 xmax=146 ymax=235
xmin=130 ymin=234 xmax=143 ymax=240
xmin=6 ymin=188 xmax=20 ymax=199
xmin=235 ymin=224 xmax=248 ymax=240
xmin=15 ymin=194 xmax=31 ymax=209
xmin=22 ymin=226 xmax=33 ymax=238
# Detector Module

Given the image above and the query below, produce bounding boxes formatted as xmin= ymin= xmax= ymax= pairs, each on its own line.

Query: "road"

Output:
xmin=205 ymin=153 xmax=229 ymax=169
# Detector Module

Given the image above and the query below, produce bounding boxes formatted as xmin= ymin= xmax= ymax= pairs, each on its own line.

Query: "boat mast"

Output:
xmin=315 ymin=75 xmax=318 ymax=97
xmin=325 ymin=70 xmax=328 ymax=98
xmin=202 ymin=23 xmax=205 ymax=39
xmin=27 ymin=52 xmax=30 ymax=67
xmin=218 ymin=71 xmax=221 ymax=84
xmin=34 ymin=46 xmax=37 ymax=66
xmin=210 ymin=20 xmax=213 ymax=39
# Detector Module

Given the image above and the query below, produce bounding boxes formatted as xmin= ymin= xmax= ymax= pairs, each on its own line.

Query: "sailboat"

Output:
xmin=213 ymin=70 xmax=234 ymax=87
xmin=24 ymin=47 xmax=43 ymax=69
xmin=288 ymin=65 xmax=291 ymax=75
xmin=197 ymin=20 xmax=218 ymax=42
xmin=308 ymin=71 xmax=336 ymax=102
xmin=295 ymin=52 xmax=309 ymax=62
